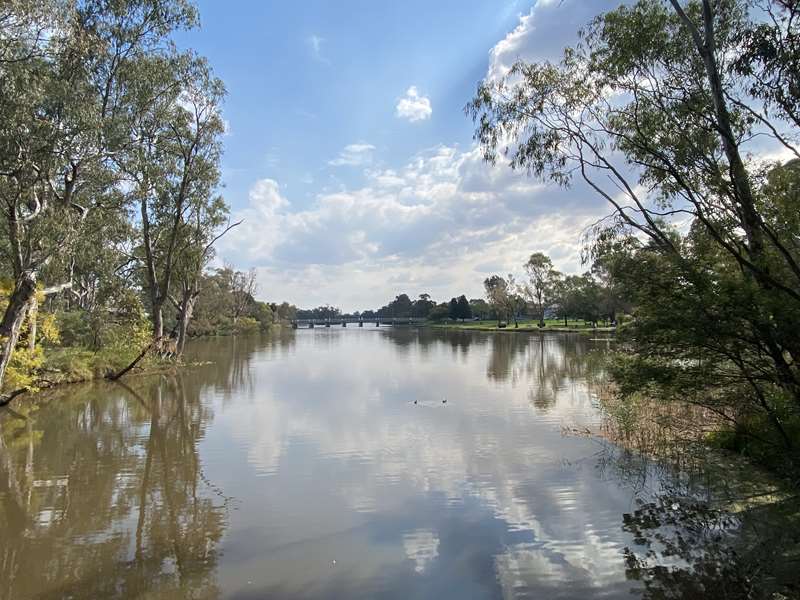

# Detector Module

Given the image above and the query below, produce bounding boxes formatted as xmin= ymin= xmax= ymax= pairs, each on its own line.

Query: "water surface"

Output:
xmin=0 ymin=328 xmax=739 ymax=598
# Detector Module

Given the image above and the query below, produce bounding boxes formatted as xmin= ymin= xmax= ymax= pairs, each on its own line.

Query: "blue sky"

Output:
xmin=174 ymin=0 xmax=626 ymax=310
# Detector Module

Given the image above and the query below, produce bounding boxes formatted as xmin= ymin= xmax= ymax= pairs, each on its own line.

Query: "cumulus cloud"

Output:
xmin=395 ymin=86 xmax=432 ymax=123
xmin=329 ymin=143 xmax=376 ymax=167
xmin=216 ymin=2 xmax=634 ymax=310
xmin=218 ymin=143 xmax=607 ymax=310
xmin=487 ymin=0 xmax=625 ymax=82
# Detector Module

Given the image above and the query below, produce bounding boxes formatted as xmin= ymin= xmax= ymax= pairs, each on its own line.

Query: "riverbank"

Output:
xmin=431 ymin=319 xmax=616 ymax=334
xmin=0 ymin=350 xmax=191 ymax=406
xmin=0 ymin=324 xmax=289 ymax=406
xmin=583 ymin=381 xmax=800 ymax=595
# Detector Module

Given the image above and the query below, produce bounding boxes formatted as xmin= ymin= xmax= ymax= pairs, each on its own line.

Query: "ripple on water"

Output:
xmin=2 ymin=329 xmax=696 ymax=600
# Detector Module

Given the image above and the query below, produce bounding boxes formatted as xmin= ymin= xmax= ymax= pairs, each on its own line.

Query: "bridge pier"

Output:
xmin=342 ymin=321 xmax=346 ymax=327
xmin=358 ymin=321 xmax=363 ymax=327
xmin=309 ymin=322 xmax=314 ymax=328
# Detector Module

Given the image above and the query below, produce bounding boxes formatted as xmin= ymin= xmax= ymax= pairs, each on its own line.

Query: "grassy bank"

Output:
xmin=0 ymin=347 xmax=187 ymax=404
xmin=1 ymin=324 xmax=289 ymax=405
xmin=431 ymin=318 xmax=616 ymax=333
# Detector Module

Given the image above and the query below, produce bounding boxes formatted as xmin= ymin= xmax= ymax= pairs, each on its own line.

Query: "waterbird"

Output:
xmin=413 ymin=399 xmax=418 ymax=405
xmin=442 ymin=397 xmax=447 ymax=404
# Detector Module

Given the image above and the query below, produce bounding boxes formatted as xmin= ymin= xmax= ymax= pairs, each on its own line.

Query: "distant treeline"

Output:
xmin=294 ymin=251 xmax=621 ymax=327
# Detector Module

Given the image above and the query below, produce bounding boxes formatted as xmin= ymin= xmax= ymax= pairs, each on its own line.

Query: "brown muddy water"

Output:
xmin=0 ymin=329 xmax=793 ymax=599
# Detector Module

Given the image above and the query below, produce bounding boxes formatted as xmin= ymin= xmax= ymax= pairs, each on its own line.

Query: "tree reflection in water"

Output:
xmin=599 ymin=446 xmax=800 ymax=599
xmin=0 ymin=373 xmax=229 ymax=599
xmin=485 ymin=332 xmax=602 ymax=412
xmin=3 ymin=329 xmax=797 ymax=599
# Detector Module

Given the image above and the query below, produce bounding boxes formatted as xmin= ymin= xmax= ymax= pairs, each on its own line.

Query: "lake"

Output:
xmin=0 ymin=328 xmax=772 ymax=599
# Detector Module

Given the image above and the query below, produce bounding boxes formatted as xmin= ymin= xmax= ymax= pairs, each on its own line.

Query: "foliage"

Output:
xmin=189 ymin=267 xmax=279 ymax=335
xmin=469 ymin=0 xmax=800 ymax=475
xmin=0 ymin=1 xmax=293 ymax=395
xmin=1 ymin=282 xmax=57 ymax=391
xmin=522 ymin=253 xmax=560 ymax=326
xmin=456 ymin=295 xmax=472 ymax=320
xmin=427 ymin=303 xmax=450 ymax=321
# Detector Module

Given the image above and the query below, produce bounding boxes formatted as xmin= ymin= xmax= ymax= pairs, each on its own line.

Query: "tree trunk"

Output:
xmin=0 ymin=272 xmax=37 ymax=391
xmin=27 ymin=296 xmax=37 ymax=352
xmin=152 ymin=301 xmax=164 ymax=345
xmin=176 ymin=294 xmax=197 ymax=357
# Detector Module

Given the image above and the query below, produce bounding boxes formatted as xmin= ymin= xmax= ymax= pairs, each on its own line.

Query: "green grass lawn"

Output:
xmin=432 ymin=318 xmax=614 ymax=331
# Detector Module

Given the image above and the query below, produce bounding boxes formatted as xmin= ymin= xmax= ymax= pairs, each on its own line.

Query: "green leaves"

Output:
xmin=469 ymin=0 xmax=800 ymax=474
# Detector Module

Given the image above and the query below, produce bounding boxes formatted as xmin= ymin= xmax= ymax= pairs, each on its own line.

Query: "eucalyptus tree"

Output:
xmin=484 ymin=274 xmax=525 ymax=327
xmin=0 ymin=0 xmax=198 ymax=393
xmin=469 ymin=0 xmax=800 ymax=460
xmin=413 ymin=293 xmax=436 ymax=318
xmin=522 ymin=253 xmax=560 ymax=327
xmin=229 ymin=266 xmax=257 ymax=326
xmin=121 ymin=57 xmax=226 ymax=344
xmin=505 ymin=274 xmax=527 ymax=328
xmin=469 ymin=298 xmax=491 ymax=320
xmin=484 ymin=275 xmax=510 ymax=326
xmin=171 ymin=199 xmax=238 ymax=356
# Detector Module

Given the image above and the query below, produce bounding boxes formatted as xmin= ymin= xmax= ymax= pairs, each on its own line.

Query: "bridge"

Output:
xmin=291 ymin=317 xmax=427 ymax=329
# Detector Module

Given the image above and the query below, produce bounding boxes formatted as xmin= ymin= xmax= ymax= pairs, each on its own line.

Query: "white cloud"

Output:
xmin=395 ymin=86 xmax=432 ymax=123
xmin=219 ymin=144 xmax=606 ymax=310
xmin=487 ymin=8 xmax=537 ymax=82
xmin=216 ymin=3 xmax=639 ymax=310
xmin=328 ymin=143 xmax=376 ymax=167
xmin=487 ymin=0 xmax=625 ymax=82
xmin=218 ymin=178 xmax=289 ymax=264
xmin=307 ymin=34 xmax=329 ymax=63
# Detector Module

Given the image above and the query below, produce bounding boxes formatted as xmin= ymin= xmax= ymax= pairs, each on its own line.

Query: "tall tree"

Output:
xmin=469 ymin=0 xmax=800 ymax=461
xmin=484 ymin=275 xmax=509 ymax=326
xmin=413 ymin=293 xmax=435 ymax=318
xmin=469 ymin=298 xmax=490 ymax=320
xmin=0 ymin=0 xmax=198 ymax=392
xmin=448 ymin=297 xmax=459 ymax=320
xmin=522 ymin=253 xmax=559 ymax=327
xmin=456 ymin=295 xmax=472 ymax=321
xmin=506 ymin=274 xmax=526 ymax=328
xmin=124 ymin=58 xmax=226 ymax=345
xmin=229 ymin=267 xmax=257 ymax=326
xmin=171 ymin=197 xmax=237 ymax=355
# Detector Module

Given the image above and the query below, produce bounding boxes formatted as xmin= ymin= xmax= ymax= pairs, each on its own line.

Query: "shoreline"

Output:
xmin=0 ymin=359 xmax=210 ymax=407
xmin=2 ymin=324 xmax=605 ymax=405
xmin=429 ymin=322 xmax=616 ymax=334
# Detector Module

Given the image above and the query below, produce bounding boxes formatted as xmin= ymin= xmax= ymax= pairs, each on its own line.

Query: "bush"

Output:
xmin=56 ymin=310 xmax=95 ymax=348
xmin=2 ymin=283 xmax=59 ymax=392
xmin=234 ymin=317 xmax=260 ymax=333
xmin=43 ymin=348 xmax=95 ymax=382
